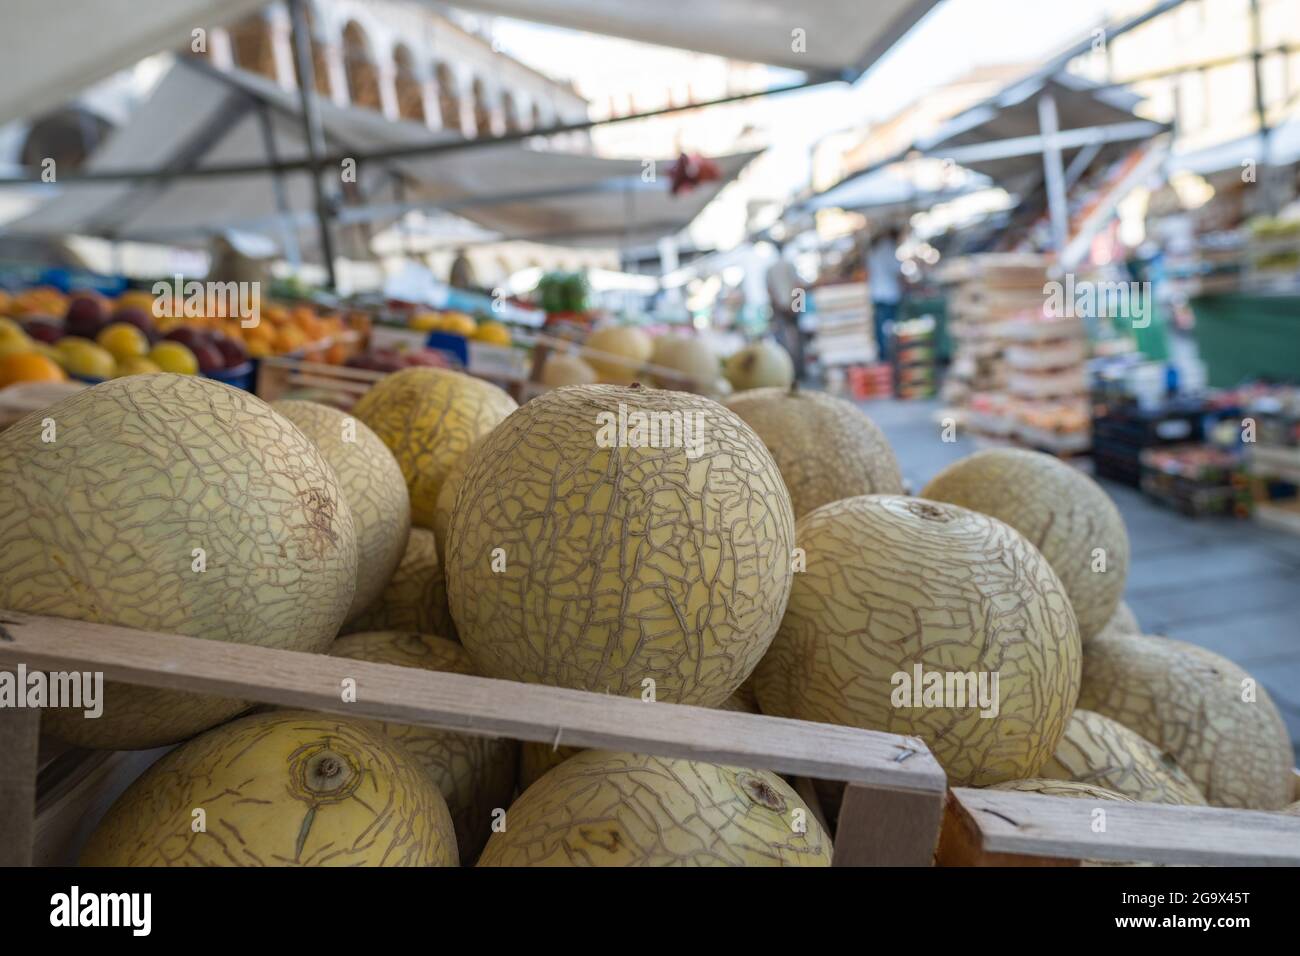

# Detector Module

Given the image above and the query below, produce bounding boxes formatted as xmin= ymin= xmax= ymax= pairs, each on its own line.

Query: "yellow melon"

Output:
xmin=447 ymin=384 xmax=794 ymax=706
xmin=478 ymin=750 xmax=831 ymax=866
xmin=755 ymin=495 xmax=1080 ymax=787
xmin=81 ymin=711 xmax=457 ymax=866
xmin=272 ymin=399 xmax=410 ymax=622
xmin=0 ymin=375 xmax=356 ymax=749
xmin=352 ymin=367 xmax=516 ymax=529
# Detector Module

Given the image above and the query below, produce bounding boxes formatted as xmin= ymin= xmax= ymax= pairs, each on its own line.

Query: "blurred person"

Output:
xmin=868 ymin=225 xmax=904 ymax=363
xmin=765 ymin=241 xmax=805 ymax=378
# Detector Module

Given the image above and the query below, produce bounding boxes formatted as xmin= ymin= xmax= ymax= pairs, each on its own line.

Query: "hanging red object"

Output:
xmin=667 ymin=153 xmax=722 ymax=195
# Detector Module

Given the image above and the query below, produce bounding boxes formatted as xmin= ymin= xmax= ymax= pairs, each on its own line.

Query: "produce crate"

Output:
xmin=2 ymin=611 xmax=1297 ymax=868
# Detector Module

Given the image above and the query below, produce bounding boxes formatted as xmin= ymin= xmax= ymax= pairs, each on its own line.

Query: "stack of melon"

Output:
xmin=2 ymin=364 xmax=1293 ymax=869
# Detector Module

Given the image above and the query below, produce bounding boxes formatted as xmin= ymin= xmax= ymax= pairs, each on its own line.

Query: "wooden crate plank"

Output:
xmin=936 ymin=791 xmax=1078 ymax=866
xmin=833 ymin=782 xmax=946 ymax=866
xmin=0 ymin=708 xmax=41 ymax=866
xmin=950 ymin=787 xmax=1300 ymax=866
xmin=0 ymin=611 xmax=947 ymax=792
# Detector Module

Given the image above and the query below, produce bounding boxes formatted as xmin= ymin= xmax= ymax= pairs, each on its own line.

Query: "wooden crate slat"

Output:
xmin=0 ymin=708 xmax=40 ymax=866
xmin=0 ymin=611 xmax=946 ymax=792
xmin=834 ymin=783 xmax=946 ymax=866
xmin=949 ymin=787 xmax=1300 ymax=866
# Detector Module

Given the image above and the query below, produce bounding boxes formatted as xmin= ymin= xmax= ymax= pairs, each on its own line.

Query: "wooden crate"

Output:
xmin=1 ymin=610 xmax=1297 ymax=867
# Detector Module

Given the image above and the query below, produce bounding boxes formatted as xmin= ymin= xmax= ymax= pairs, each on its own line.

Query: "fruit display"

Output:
xmin=1078 ymin=632 xmax=1293 ymax=809
xmin=271 ymin=400 xmax=411 ymax=622
xmin=922 ymin=448 xmax=1130 ymax=641
xmin=353 ymin=367 xmax=518 ymax=529
xmin=0 ymin=375 xmax=357 ymax=749
xmin=724 ymin=339 xmax=795 ymax=391
xmin=344 ymin=527 xmax=455 ymax=639
xmin=1038 ymin=709 xmax=1206 ymax=805
xmin=446 ymin=383 xmax=795 ymax=706
xmin=81 ymin=711 xmax=458 ymax=866
xmin=753 ymin=495 xmax=1080 ymax=787
xmin=0 ymin=285 xmax=360 ymax=386
xmin=329 ymin=631 xmax=517 ymax=861
xmin=583 ymin=324 xmax=653 ymax=384
xmin=477 ymin=751 xmax=832 ymax=866
xmin=726 ymin=386 xmax=904 ymax=517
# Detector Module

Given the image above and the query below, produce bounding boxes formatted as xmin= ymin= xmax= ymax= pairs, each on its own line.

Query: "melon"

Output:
xmin=650 ymin=334 xmax=719 ymax=389
xmin=352 ymin=367 xmax=516 ymax=529
xmin=81 ymin=711 xmax=457 ymax=866
xmin=540 ymin=353 xmax=598 ymax=389
xmin=272 ymin=399 xmax=410 ymax=622
xmin=478 ymin=750 xmax=831 ymax=866
xmin=329 ymin=631 xmax=517 ymax=861
xmin=754 ymin=495 xmax=1080 ymax=787
xmin=447 ymin=384 xmax=794 ymax=705
xmin=726 ymin=387 xmax=903 ymax=517
xmin=516 ymin=689 xmax=758 ymax=791
xmin=0 ymin=375 xmax=356 ymax=749
xmin=724 ymin=340 xmax=794 ymax=392
xmin=922 ymin=448 xmax=1130 ymax=641
xmin=584 ymin=325 xmax=653 ymax=384
xmin=344 ymin=527 xmax=455 ymax=640
xmin=1096 ymin=599 xmax=1141 ymax=642
xmin=432 ymin=435 xmax=484 ymax=567
xmin=1039 ymin=708 xmax=1206 ymax=805
xmin=987 ymin=779 xmax=1134 ymax=802
xmin=1078 ymin=632 xmax=1293 ymax=809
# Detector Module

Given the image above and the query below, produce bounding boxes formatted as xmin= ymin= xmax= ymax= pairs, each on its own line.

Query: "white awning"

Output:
xmin=0 ymin=0 xmax=268 ymax=127
xmin=7 ymin=61 xmax=755 ymax=255
xmin=445 ymin=0 xmax=940 ymax=76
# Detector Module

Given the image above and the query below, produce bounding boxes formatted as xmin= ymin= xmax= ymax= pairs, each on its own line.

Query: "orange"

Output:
xmin=0 ymin=351 xmax=67 ymax=387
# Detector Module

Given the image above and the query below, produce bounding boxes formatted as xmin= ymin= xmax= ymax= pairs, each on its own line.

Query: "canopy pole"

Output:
xmin=1037 ymin=91 xmax=1069 ymax=257
xmin=287 ymin=0 xmax=337 ymax=289
xmin=253 ymin=100 xmax=303 ymax=269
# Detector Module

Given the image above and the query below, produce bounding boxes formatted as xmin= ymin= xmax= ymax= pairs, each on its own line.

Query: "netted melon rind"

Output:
xmin=1039 ymin=708 xmax=1206 ymax=805
xmin=922 ymin=448 xmax=1130 ymax=641
xmin=1078 ymin=632 xmax=1293 ymax=809
xmin=754 ymin=494 xmax=1081 ymax=787
xmin=0 ymin=375 xmax=356 ymax=749
xmin=479 ymin=750 xmax=831 ymax=866
xmin=272 ymin=399 xmax=409 ymax=622
xmin=80 ymin=710 xmax=457 ymax=866
xmin=726 ymin=387 xmax=904 ymax=518
xmin=447 ymin=384 xmax=795 ymax=706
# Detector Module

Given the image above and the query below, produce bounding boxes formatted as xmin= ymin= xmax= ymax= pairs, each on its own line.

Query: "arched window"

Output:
xmin=393 ymin=44 xmax=424 ymax=123
xmin=434 ymin=61 xmax=461 ymax=133
xmin=502 ymin=91 xmax=520 ymax=134
xmin=471 ymin=77 xmax=494 ymax=137
xmin=530 ymin=102 xmax=544 ymax=131
xmin=228 ymin=14 xmax=277 ymax=80
xmin=342 ymin=20 xmax=381 ymax=110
